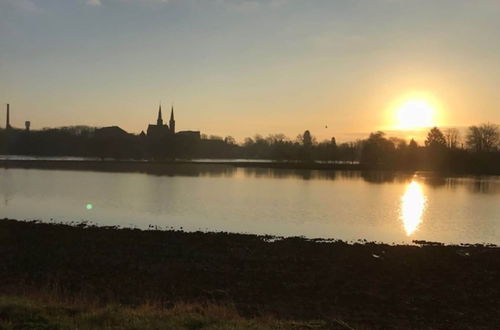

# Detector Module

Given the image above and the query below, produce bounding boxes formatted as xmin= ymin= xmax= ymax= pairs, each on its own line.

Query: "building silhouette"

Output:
xmin=6 ymin=104 xmax=11 ymax=130
xmin=144 ymin=104 xmax=200 ymax=140
xmin=95 ymin=126 xmax=129 ymax=138
xmin=169 ymin=106 xmax=175 ymax=134
xmin=147 ymin=104 xmax=175 ymax=138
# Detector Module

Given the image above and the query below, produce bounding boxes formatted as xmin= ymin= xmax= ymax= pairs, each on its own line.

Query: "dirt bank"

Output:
xmin=0 ymin=219 xmax=498 ymax=329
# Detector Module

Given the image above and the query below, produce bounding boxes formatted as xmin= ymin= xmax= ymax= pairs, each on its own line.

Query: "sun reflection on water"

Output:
xmin=400 ymin=181 xmax=426 ymax=236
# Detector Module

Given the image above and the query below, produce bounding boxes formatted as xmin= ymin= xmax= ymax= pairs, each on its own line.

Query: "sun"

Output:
xmin=395 ymin=99 xmax=435 ymax=130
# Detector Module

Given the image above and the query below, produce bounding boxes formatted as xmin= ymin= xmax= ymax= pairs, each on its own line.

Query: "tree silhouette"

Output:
xmin=1 ymin=123 xmax=499 ymax=173
xmin=466 ymin=123 xmax=499 ymax=152
xmin=425 ymin=127 xmax=446 ymax=149
xmin=301 ymin=130 xmax=313 ymax=147
xmin=360 ymin=131 xmax=396 ymax=168
xmin=424 ymin=127 xmax=448 ymax=170
xmin=444 ymin=128 xmax=460 ymax=149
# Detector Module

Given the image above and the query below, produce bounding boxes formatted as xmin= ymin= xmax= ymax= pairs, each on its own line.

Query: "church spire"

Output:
xmin=169 ymin=105 xmax=175 ymax=134
xmin=157 ymin=103 xmax=163 ymax=126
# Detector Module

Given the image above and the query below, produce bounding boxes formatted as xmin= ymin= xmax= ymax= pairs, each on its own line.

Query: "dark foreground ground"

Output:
xmin=0 ymin=219 xmax=499 ymax=329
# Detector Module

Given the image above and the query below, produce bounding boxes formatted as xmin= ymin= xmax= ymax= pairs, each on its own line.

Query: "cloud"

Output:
xmin=81 ymin=0 xmax=286 ymax=9
xmin=85 ymin=0 xmax=171 ymax=6
xmin=2 ymin=0 xmax=39 ymax=12
xmin=86 ymin=0 xmax=102 ymax=5
xmin=212 ymin=0 xmax=290 ymax=12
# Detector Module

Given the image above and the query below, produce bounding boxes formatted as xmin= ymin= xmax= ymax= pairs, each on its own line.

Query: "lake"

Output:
xmin=0 ymin=165 xmax=498 ymax=245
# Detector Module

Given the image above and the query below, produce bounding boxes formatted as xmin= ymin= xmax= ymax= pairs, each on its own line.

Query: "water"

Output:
xmin=0 ymin=165 xmax=498 ymax=245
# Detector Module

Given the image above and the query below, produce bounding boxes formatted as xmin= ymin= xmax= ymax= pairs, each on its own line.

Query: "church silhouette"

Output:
xmin=146 ymin=104 xmax=176 ymax=138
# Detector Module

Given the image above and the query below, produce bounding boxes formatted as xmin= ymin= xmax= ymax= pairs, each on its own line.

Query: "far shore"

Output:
xmin=1 ymin=219 xmax=499 ymax=329
xmin=0 ymin=158 xmax=362 ymax=174
xmin=1 ymin=157 xmax=499 ymax=175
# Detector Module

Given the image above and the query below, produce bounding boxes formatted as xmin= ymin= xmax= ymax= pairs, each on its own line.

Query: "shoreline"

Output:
xmin=0 ymin=159 xmax=360 ymax=173
xmin=0 ymin=158 xmax=498 ymax=176
xmin=1 ymin=219 xmax=499 ymax=329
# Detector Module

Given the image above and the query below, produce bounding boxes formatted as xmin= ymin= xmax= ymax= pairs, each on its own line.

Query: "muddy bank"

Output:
xmin=0 ymin=219 xmax=498 ymax=329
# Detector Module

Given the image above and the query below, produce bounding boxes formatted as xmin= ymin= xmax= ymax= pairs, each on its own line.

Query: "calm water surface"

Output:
xmin=0 ymin=165 xmax=498 ymax=245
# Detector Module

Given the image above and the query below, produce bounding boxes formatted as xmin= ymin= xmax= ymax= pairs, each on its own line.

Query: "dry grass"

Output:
xmin=0 ymin=295 xmax=346 ymax=330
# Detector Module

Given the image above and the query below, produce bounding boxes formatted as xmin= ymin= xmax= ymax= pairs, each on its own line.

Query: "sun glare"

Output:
xmin=395 ymin=99 xmax=435 ymax=130
xmin=400 ymin=181 xmax=426 ymax=236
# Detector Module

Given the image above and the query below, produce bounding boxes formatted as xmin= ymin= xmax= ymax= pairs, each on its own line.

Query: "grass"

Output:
xmin=0 ymin=296 xmax=341 ymax=330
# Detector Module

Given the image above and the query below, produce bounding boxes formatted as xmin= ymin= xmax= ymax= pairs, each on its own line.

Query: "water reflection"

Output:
xmin=400 ymin=181 xmax=427 ymax=236
xmin=0 ymin=168 xmax=498 ymax=244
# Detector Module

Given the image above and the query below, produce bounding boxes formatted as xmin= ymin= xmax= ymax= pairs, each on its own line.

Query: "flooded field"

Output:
xmin=0 ymin=165 xmax=498 ymax=244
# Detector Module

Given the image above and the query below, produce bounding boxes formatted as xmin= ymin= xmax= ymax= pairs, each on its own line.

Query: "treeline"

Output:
xmin=358 ymin=124 xmax=500 ymax=173
xmin=0 ymin=123 xmax=499 ymax=174
xmin=181 ymin=124 xmax=500 ymax=174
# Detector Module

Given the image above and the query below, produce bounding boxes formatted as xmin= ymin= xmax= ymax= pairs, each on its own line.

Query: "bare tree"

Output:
xmin=444 ymin=128 xmax=460 ymax=149
xmin=266 ymin=133 xmax=288 ymax=144
xmin=466 ymin=123 xmax=500 ymax=152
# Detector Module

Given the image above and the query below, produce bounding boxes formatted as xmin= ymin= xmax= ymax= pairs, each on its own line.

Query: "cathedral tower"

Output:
xmin=169 ymin=105 xmax=175 ymax=134
xmin=157 ymin=104 xmax=163 ymax=126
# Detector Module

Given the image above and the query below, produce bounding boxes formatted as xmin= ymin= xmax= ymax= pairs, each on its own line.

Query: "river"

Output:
xmin=0 ymin=165 xmax=498 ymax=245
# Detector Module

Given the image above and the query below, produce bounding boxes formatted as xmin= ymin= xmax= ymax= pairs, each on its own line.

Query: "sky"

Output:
xmin=0 ymin=0 xmax=499 ymax=142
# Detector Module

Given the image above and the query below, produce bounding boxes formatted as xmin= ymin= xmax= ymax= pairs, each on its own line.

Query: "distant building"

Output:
xmin=169 ymin=106 xmax=175 ymax=134
xmin=95 ymin=126 xmax=129 ymax=138
xmin=6 ymin=104 xmax=11 ymax=130
xmin=5 ymin=104 xmax=31 ymax=132
xmin=176 ymin=130 xmax=201 ymax=140
xmin=137 ymin=103 xmax=201 ymax=143
xmin=147 ymin=104 xmax=175 ymax=138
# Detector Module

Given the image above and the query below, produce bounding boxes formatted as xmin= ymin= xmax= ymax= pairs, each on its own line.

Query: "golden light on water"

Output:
xmin=400 ymin=181 xmax=426 ymax=236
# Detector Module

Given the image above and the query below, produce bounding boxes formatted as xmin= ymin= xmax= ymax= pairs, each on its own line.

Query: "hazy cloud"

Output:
xmin=2 ymin=0 xmax=40 ymax=12
xmin=214 ymin=0 xmax=290 ymax=11
xmin=89 ymin=0 xmax=170 ymax=5
xmin=86 ymin=0 xmax=102 ymax=6
xmin=83 ymin=0 xmax=285 ymax=9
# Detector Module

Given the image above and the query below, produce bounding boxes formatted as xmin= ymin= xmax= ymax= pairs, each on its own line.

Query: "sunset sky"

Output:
xmin=1 ymin=0 xmax=499 ymax=142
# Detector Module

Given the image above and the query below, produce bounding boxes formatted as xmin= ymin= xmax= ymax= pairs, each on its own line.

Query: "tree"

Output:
xmin=224 ymin=136 xmax=236 ymax=145
xmin=425 ymin=127 xmax=446 ymax=149
xmin=390 ymin=137 xmax=407 ymax=150
xmin=466 ymin=123 xmax=499 ymax=152
xmin=209 ymin=135 xmax=223 ymax=141
xmin=405 ymin=138 xmax=419 ymax=169
xmin=296 ymin=130 xmax=315 ymax=161
xmin=444 ymin=128 xmax=460 ymax=149
xmin=360 ymin=131 xmax=396 ymax=167
xmin=266 ymin=133 xmax=287 ymax=145
xmin=301 ymin=130 xmax=313 ymax=147
xmin=338 ymin=142 xmax=358 ymax=163
xmin=424 ymin=127 xmax=448 ymax=170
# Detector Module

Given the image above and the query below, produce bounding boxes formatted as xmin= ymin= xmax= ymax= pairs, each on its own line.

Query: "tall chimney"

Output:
xmin=6 ymin=103 xmax=10 ymax=129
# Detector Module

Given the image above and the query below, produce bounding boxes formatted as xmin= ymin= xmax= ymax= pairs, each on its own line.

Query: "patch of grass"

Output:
xmin=0 ymin=296 xmax=336 ymax=330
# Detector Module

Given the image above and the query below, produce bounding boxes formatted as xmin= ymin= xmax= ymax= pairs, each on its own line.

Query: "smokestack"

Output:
xmin=6 ymin=103 xmax=10 ymax=129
